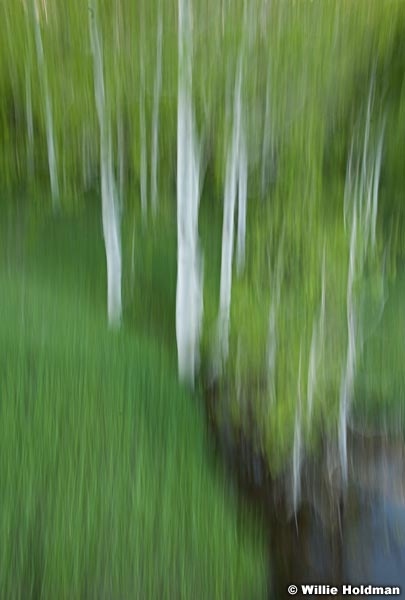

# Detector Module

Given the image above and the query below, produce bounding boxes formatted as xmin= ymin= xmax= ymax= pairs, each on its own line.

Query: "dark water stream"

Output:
xmin=204 ymin=385 xmax=405 ymax=599
xmin=269 ymin=490 xmax=405 ymax=599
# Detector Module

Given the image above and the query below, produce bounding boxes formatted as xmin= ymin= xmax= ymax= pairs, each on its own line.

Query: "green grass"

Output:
xmin=1 ymin=0 xmax=405 ymax=476
xmin=0 ymin=208 xmax=266 ymax=599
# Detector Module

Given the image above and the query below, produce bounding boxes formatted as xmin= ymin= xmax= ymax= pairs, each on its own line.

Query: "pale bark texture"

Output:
xmin=176 ymin=0 xmax=203 ymax=385
xmin=89 ymin=7 xmax=122 ymax=328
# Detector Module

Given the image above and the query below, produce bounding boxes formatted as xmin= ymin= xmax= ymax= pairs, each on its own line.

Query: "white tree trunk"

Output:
xmin=306 ymin=320 xmax=319 ymax=424
xmin=339 ymin=90 xmax=385 ymax=484
xmin=117 ymin=108 xmax=125 ymax=207
xmin=25 ymin=63 xmax=34 ymax=179
xmin=33 ymin=0 xmax=59 ymax=208
xmin=261 ymin=73 xmax=272 ymax=197
xmin=139 ymin=58 xmax=147 ymax=221
xmin=103 ymin=128 xmax=122 ymax=328
xmin=236 ymin=124 xmax=247 ymax=275
xmin=176 ymin=0 xmax=203 ymax=385
xmin=371 ymin=119 xmax=385 ymax=249
xmin=81 ymin=127 xmax=93 ymax=190
xmin=339 ymin=206 xmax=357 ymax=485
xmin=305 ymin=248 xmax=327 ymax=427
xmin=151 ymin=9 xmax=163 ymax=217
xmin=216 ymin=60 xmax=243 ymax=366
xmin=292 ymin=348 xmax=303 ymax=517
xmin=266 ymin=232 xmax=284 ymax=402
xmin=89 ymin=7 xmax=122 ymax=328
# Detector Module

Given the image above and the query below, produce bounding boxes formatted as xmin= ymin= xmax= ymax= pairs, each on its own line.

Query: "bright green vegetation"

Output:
xmin=1 ymin=0 xmax=405 ymax=594
xmin=2 ymin=0 xmax=404 ymax=470
xmin=0 ymin=208 xmax=266 ymax=599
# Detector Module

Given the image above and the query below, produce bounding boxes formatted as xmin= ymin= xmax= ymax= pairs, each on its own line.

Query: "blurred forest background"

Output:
xmin=1 ymin=0 xmax=405 ymax=597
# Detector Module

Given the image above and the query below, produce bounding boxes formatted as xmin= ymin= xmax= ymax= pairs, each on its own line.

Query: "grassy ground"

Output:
xmin=0 ymin=204 xmax=267 ymax=600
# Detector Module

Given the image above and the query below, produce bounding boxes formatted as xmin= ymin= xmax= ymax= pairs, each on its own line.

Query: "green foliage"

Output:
xmin=1 ymin=0 xmax=405 ymax=473
xmin=0 ymin=210 xmax=266 ymax=599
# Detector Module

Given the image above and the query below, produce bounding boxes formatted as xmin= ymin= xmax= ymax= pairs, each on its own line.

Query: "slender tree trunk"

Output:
xmin=216 ymin=59 xmax=243 ymax=366
xmin=292 ymin=348 xmax=303 ymax=517
xmin=176 ymin=0 xmax=203 ymax=385
xmin=339 ymin=201 xmax=357 ymax=486
xmin=339 ymin=88 xmax=385 ymax=485
xmin=267 ymin=233 xmax=283 ymax=401
xmin=236 ymin=124 xmax=247 ymax=275
xmin=139 ymin=58 xmax=147 ymax=221
xmin=32 ymin=0 xmax=59 ymax=209
xmin=371 ymin=119 xmax=385 ymax=249
xmin=25 ymin=62 xmax=34 ymax=179
xmin=261 ymin=73 xmax=272 ymax=198
xmin=117 ymin=108 xmax=125 ymax=207
xmin=89 ymin=6 xmax=122 ymax=328
xmin=151 ymin=8 xmax=163 ymax=217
